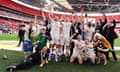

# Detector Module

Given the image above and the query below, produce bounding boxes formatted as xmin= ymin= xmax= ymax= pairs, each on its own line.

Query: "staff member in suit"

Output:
xmin=70 ymin=21 xmax=79 ymax=56
xmin=103 ymin=19 xmax=118 ymax=62
xmin=17 ymin=22 xmax=25 ymax=47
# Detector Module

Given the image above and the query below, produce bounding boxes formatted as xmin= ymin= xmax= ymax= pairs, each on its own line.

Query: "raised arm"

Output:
xmin=80 ymin=8 xmax=84 ymax=24
xmin=102 ymin=13 xmax=107 ymax=26
xmin=41 ymin=11 xmax=46 ymax=21
xmin=102 ymin=23 xmax=108 ymax=31
xmin=112 ymin=19 xmax=116 ymax=28
xmin=48 ymin=10 xmax=53 ymax=21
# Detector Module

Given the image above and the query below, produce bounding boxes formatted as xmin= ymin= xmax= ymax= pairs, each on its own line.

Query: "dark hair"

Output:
xmin=85 ymin=13 xmax=87 ymax=17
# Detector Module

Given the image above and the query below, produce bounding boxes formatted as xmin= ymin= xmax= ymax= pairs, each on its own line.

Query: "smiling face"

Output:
xmin=29 ymin=21 xmax=34 ymax=28
xmin=39 ymin=27 xmax=46 ymax=35
xmin=54 ymin=16 xmax=58 ymax=21
xmin=94 ymin=35 xmax=98 ymax=41
xmin=42 ymin=46 xmax=48 ymax=53
xmin=65 ymin=17 xmax=69 ymax=22
xmin=85 ymin=39 xmax=89 ymax=44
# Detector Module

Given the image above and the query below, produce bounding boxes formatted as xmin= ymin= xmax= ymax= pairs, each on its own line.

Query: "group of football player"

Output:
xmin=6 ymin=11 xmax=118 ymax=72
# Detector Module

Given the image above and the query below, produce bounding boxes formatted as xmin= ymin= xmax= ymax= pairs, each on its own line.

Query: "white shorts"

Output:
xmin=64 ymin=36 xmax=70 ymax=45
xmin=56 ymin=48 xmax=63 ymax=55
xmin=85 ymin=49 xmax=95 ymax=58
xmin=72 ymin=48 xmax=81 ymax=58
xmin=59 ymin=33 xmax=64 ymax=45
xmin=64 ymin=48 xmax=70 ymax=55
xmin=60 ymin=35 xmax=70 ymax=46
xmin=50 ymin=32 xmax=60 ymax=44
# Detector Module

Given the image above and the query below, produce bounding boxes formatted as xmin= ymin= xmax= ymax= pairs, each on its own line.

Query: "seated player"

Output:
xmin=83 ymin=39 xmax=96 ymax=64
xmin=93 ymin=33 xmax=112 ymax=65
xmin=70 ymin=34 xmax=85 ymax=64
xmin=6 ymin=46 xmax=50 ymax=72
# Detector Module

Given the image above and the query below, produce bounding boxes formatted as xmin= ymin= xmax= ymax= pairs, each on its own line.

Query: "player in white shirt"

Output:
xmin=31 ymin=25 xmax=37 ymax=36
xmin=60 ymin=17 xmax=72 ymax=60
xmin=50 ymin=18 xmax=61 ymax=45
xmin=70 ymin=34 xmax=85 ymax=64
xmin=83 ymin=39 xmax=96 ymax=64
xmin=49 ymin=16 xmax=62 ymax=62
xmin=34 ymin=20 xmax=44 ymax=34
xmin=86 ymin=22 xmax=95 ymax=41
xmin=80 ymin=23 xmax=89 ymax=40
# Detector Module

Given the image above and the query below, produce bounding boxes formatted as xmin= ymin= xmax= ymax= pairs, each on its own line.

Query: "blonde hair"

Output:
xmin=94 ymin=33 xmax=102 ymax=41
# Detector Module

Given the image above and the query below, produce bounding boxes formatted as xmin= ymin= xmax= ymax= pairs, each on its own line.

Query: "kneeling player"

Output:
xmin=70 ymin=34 xmax=85 ymax=64
xmin=94 ymin=33 xmax=112 ymax=65
xmin=83 ymin=39 xmax=96 ymax=64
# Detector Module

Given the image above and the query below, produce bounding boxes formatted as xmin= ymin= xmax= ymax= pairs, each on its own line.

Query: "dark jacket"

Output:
xmin=106 ymin=20 xmax=118 ymax=40
xmin=100 ymin=18 xmax=107 ymax=35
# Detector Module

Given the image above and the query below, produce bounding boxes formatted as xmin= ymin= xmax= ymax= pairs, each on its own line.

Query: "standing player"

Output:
xmin=86 ymin=22 xmax=95 ymax=41
xmin=61 ymin=17 xmax=72 ymax=61
xmin=49 ymin=14 xmax=61 ymax=62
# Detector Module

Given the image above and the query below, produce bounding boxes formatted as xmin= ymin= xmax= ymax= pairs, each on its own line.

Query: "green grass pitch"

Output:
xmin=0 ymin=50 xmax=120 ymax=72
xmin=0 ymin=34 xmax=120 ymax=72
xmin=0 ymin=34 xmax=18 ymax=40
xmin=0 ymin=34 xmax=120 ymax=46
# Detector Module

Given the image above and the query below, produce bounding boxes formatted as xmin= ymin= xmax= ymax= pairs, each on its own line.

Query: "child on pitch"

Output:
xmin=70 ymin=34 xmax=85 ymax=64
xmin=93 ymin=33 xmax=113 ymax=65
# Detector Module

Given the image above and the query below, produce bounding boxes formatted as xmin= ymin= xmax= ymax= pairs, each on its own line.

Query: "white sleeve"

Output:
xmin=84 ymin=25 xmax=89 ymax=31
xmin=81 ymin=41 xmax=85 ymax=47
xmin=91 ymin=27 xmax=95 ymax=33
xmin=72 ymin=40 xmax=77 ymax=43
xmin=24 ymin=26 xmax=29 ymax=32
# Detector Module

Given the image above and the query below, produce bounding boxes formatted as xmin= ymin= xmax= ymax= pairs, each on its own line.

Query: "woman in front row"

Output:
xmin=70 ymin=34 xmax=85 ymax=64
xmin=93 ymin=33 xmax=112 ymax=65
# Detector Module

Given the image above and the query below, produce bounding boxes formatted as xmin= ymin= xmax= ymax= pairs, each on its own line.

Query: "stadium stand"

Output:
xmin=0 ymin=0 xmax=120 ymax=35
xmin=0 ymin=6 xmax=34 ymax=22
